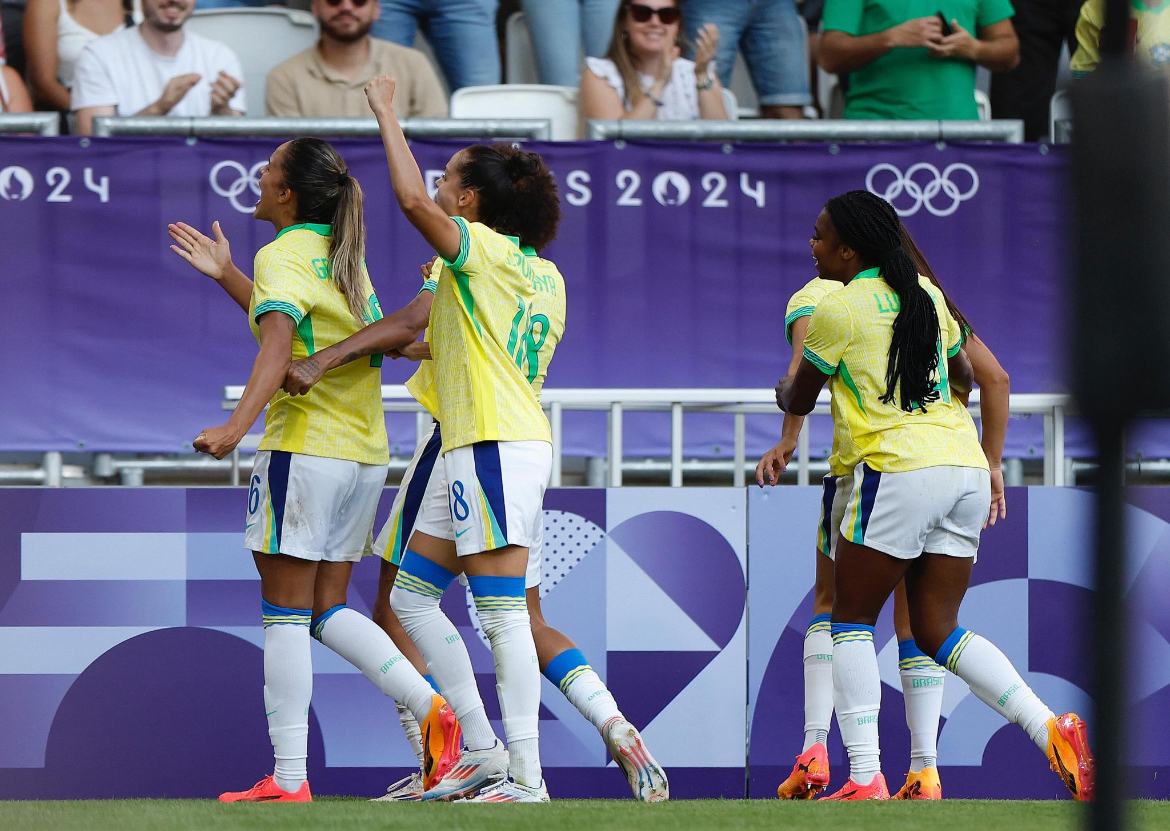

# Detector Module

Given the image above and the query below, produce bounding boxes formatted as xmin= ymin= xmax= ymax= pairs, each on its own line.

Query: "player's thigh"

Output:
xmin=406 ymin=530 xmax=462 ymax=575
xmin=904 ymin=552 xmax=975 ymax=657
xmin=252 ymin=550 xmax=318 ymax=610
xmin=833 ymin=537 xmax=908 ymax=625
xmin=314 ymin=560 xmax=356 ymax=616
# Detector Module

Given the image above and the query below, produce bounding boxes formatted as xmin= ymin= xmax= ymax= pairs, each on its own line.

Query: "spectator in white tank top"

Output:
xmin=22 ymin=0 xmax=136 ymax=110
xmin=580 ymin=0 xmax=728 ymax=122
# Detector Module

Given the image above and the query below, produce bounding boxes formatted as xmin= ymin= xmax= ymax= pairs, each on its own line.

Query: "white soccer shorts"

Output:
xmin=245 ymin=450 xmax=388 ymax=562
xmin=839 ymin=463 xmax=991 ymax=561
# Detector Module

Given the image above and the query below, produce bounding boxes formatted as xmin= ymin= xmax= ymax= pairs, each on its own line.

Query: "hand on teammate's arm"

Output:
xmin=777 ymin=359 xmax=830 ymax=416
xmin=168 ymin=221 xmax=253 ymax=312
xmin=364 ymin=76 xmax=462 ymax=262
xmin=194 ymin=312 xmax=294 ymax=458
xmin=928 ymin=19 xmax=1019 ymax=70
xmin=282 ymin=292 xmax=433 ymax=395
xmin=390 ymin=341 xmax=431 ymax=361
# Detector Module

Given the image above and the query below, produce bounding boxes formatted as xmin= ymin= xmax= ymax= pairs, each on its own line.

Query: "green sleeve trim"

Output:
xmin=803 ymin=346 xmax=837 ymax=376
xmin=254 ymin=300 xmax=304 ymax=325
xmin=418 ymin=279 xmax=438 ymax=296
xmin=784 ymin=306 xmax=815 ymax=345
xmin=441 ymin=216 xmax=471 ymax=272
xmin=947 ymin=341 xmax=963 ymax=358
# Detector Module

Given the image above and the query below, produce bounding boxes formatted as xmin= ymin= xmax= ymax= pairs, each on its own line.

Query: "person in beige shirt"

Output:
xmin=266 ymin=0 xmax=446 ymax=118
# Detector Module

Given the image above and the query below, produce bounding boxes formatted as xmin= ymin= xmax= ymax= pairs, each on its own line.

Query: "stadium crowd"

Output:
xmin=0 ymin=0 xmax=1159 ymax=137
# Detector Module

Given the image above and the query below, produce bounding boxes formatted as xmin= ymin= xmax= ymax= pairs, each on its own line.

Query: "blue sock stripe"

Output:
xmin=396 ymin=550 xmax=457 ymax=598
xmin=543 ymin=648 xmax=589 ymax=690
xmin=310 ymin=604 xmax=345 ymax=641
xmin=935 ymin=627 xmax=974 ymax=672
xmin=261 ymin=599 xmax=311 ymax=627
xmin=898 ymin=638 xmax=941 ymax=672
xmin=806 ymin=613 xmax=832 ymax=636
xmin=467 ymin=574 xmax=525 ymax=598
xmin=424 ymin=674 xmax=441 ymax=694
xmin=830 ymin=622 xmax=875 ymax=645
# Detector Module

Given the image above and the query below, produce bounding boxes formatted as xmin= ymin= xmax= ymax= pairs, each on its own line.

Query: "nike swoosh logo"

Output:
xmin=455 ymin=529 xmax=469 ymax=538
xmin=246 ymin=522 xmax=257 ymax=531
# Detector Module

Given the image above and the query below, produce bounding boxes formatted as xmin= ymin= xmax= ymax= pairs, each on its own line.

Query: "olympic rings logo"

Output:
xmin=209 ymin=160 xmax=265 ymax=214
xmin=865 ymin=163 xmax=980 ymax=218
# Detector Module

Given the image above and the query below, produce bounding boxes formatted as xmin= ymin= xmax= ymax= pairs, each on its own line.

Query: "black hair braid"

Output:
xmin=825 ymin=190 xmax=941 ymax=412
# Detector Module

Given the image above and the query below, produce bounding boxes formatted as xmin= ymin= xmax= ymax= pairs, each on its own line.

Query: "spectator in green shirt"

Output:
xmin=820 ymin=0 xmax=1020 ymax=119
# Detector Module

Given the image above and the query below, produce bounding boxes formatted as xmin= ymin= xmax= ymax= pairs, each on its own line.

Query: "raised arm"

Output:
xmin=283 ymin=291 xmax=433 ymax=395
xmin=364 ymin=76 xmax=462 ymax=262
xmin=966 ymin=334 xmax=1010 ymax=525
xmin=758 ymin=316 xmax=811 ymax=486
xmin=168 ymin=221 xmax=253 ymax=312
xmin=193 ymin=311 xmax=294 ymax=459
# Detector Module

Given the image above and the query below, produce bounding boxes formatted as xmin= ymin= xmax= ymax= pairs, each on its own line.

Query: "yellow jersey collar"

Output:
xmin=277 ymin=222 xmax=332 ymax=240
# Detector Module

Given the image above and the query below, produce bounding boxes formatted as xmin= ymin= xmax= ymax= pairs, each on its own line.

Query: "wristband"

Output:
xmin=696 ymin=76 xmax=714 ymax=91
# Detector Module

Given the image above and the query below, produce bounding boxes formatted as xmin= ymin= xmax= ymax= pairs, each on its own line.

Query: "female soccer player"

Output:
xmin=757 ymin=228 xmax=1010 ymax=801
xmin=344 ymin=74 xmax=563 ymax=803
xmin=167 ymin=138 xmax=460 ymax=803
xmin=776 ymin=190 xmax=1094 ymax=802
xmin=286 ymin=260 xmax=668 ymax=803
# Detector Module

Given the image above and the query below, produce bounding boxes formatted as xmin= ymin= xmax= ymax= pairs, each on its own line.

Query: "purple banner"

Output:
xmin=5 ymin=136 xmax=1159 ymax=458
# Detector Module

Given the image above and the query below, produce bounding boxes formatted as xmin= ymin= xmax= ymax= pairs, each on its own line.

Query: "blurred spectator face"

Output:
xmin=622 ymin=0 xmax=681 ymax=56
xmin=313 ymin=0 xmax=380 ymax=43
xmin=141 ymin=0 xmax=195 ymax=33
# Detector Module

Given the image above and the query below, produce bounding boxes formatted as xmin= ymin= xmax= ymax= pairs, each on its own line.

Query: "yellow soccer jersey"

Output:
xmin=250 ymin=223 xmax=389 ymax=465
xmin=802 ymin=268 xmax=987 ymax=474
xmin=786 ymin=277 xmax=849 ymax=476
xmin=785 ymin=277 xmax=842 ymax=345
xmin=427 ymin=218 xmax=566 ymax=453
xmin=1071 ymin=0 xmax=1170 ymax=75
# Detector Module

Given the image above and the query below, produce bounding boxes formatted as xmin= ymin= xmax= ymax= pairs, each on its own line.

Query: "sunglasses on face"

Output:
xmin=627 ymin=3 xmax=681 ymax=24
xmin=323 ymin=0 xmax=370 ymax=7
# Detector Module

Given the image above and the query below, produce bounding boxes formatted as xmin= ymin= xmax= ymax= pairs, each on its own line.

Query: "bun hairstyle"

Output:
xmin=458 ymin=143 xmax=561 ymax=252
xmin=825 ymin=190 xmax=941 ymax=413
xmin=281 ymin=137 xmax=368 ymax=324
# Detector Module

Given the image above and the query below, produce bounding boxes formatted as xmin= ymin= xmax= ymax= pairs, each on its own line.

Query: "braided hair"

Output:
xmin=825 ymin=190 xmax=941 ymax=412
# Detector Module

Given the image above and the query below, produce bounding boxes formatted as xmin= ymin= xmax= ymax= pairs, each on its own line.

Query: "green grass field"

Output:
xmin=2 ymin=799 xmax=1169 ymax=831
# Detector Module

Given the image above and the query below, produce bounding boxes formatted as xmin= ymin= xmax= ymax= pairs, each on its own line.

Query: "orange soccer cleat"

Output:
xmin=820 ymin=772 xmax=890 ymax=801
xmin=421 ymin=694 xmax=463 ymax=791
xmin=776 ymin=742 xmax=830 ymax=799
xmin=894 ymin=767 xmax=942 ymax=800
xmin=218 ymin=775 xmax=312 ymax=803
xmin=1047 ymin=712 xmax=1096 ymax=801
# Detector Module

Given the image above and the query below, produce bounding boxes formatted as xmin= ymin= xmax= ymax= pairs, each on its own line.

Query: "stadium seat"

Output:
xmin=450 ymin=84 xmax=580 ymax=140
xmin=186 ymin=8 xmax=318 ymax=118
xmin=975 ymin=89 xmax=991 ymax=121
xmin=1050 ymin=88 xmax=1071 ymax=143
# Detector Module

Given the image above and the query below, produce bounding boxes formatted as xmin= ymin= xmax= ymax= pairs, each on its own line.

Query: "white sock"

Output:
xmin=938 ymin=628 xmax=1054 ymax=753
xmin=311 ymin=605 xmax=435 ymax=724
xmin=390 ymin=552 xmax=498 ymax=751
xmin=898 ymin=639 xmax=944 ymax=771
xmin=397 ymin=701 xmax=425 ymax=767
xmin=543 ymin=648 xmax=623 ymax=732
xmin=803 ymin=615 xmax=834 ymax=751
xmin=469 ymin=575 xmax=542 ymax=788
xmin=832 ymin=624 xmax=881 ymax=786
xmin=261 ymin=602 xmax=313 ymax=793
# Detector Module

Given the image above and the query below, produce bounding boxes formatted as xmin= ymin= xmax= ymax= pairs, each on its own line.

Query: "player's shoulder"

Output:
xmin=788 ymin=276 xmax=841 ymax=309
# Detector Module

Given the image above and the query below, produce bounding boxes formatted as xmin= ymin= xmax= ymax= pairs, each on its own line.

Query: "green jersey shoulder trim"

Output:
xmin=254 ymin=300 xmax=304 ymax=325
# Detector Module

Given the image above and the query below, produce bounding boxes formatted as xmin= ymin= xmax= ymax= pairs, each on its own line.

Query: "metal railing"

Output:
xmin=586 ymin=118 xmax=1027 ymax=143
xmin=222 ymin=387 xmax=1071 ymax=488
xmin=91 ymin=116 xmax=553 ymax=140
xmin=0 ymin=113 xmax=60 ymax=136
